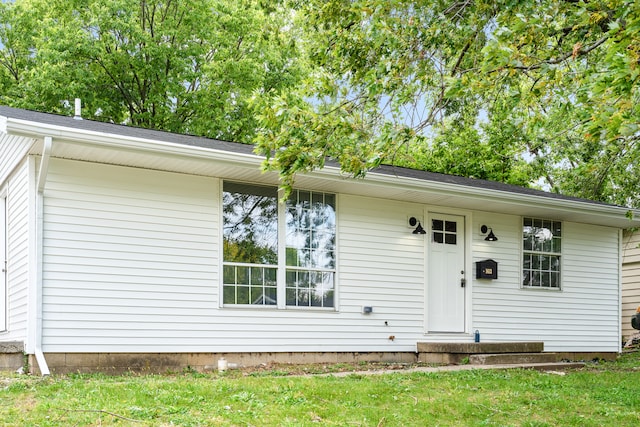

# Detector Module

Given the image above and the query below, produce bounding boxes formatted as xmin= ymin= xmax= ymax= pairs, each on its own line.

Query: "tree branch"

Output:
xmin=505 ymin=35 xmax=609 ymax=72
xmin=444 ymin=1 xmax=474 ymax=21
xmin=450 ymin=32 xmax=475 ymax=77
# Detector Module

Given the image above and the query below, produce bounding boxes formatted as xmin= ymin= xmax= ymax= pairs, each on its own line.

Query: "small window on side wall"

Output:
xmin=522 ymin=218 xmax=561 ymax=289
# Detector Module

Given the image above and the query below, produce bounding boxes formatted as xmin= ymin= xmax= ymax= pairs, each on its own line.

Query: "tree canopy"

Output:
xmin=0 ymin=0 xmax=304 ymax=142
xmin=0 ymin=0 xmax=638 ymax=207
xmin=253 ymin=0 xmax=640 ymax=206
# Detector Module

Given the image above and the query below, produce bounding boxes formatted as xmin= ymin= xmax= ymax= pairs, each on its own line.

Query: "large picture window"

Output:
xmin=522 ymin=218 xmax=561 ymax=289
xmin=223 ymin=182 xmax=336 ymax=308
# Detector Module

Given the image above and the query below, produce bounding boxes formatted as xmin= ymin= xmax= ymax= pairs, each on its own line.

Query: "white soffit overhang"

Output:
xmin=4 ymin=115 xmax=640 ymax=229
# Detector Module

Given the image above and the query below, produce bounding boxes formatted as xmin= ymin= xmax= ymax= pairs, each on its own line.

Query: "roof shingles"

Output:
xmin=0 ymin=105 xmax=617 ymax=207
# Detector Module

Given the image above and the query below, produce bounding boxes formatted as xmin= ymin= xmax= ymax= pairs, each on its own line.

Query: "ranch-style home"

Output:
xmin=1 ymin=105 xmax=639 ymax=374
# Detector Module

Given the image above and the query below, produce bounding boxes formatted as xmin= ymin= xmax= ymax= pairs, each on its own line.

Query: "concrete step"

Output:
xmin=0 ymin=341 xmax=24 ymax=372
xmin=469 ymin=352 xmax=561 ymax=365
xmin=0 ymin=341 xmax=23 ymax=353
xmin=417 ymin=341 xmax=544 ymax=355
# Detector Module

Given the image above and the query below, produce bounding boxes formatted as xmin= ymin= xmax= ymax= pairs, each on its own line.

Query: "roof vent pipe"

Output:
xmin=73 ymin=98 xmax=82 ymax=120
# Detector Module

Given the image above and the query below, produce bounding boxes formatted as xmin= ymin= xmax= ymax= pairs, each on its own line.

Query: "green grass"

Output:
xmin=1 ymin=352 xmax=640 ymax=426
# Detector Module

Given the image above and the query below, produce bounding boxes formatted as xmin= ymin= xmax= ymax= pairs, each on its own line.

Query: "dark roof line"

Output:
xmin=371 ymin=164 xmax=608 ymax=206
xmin=0 ymin=105 xmax=255 ymax=155
xmin=0 ymin=105 xmax=609 ymax=207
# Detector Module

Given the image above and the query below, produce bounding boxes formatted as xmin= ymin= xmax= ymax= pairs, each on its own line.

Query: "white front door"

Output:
xmin=0 ymin=193 xmax=6 ymax=332
xmin=427 ymin=213 xmax=465 ymax=333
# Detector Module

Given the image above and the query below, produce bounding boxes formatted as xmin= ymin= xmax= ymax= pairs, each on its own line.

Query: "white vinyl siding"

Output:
xmin=473 ymin=213 xmax=620 ymax=352
xmin=0 ymin=134 xmax=32 ymax=185
xmin=2 ymin=156 xmax=31 ymax=342
xmin=42 ymin=159 xmax=219 ymax=352
xmin=0 ymin=190 xmax=5 ymax=332
xmin=622 ymin=230 xmax=640 ymax=339
xmin=42 ymin=170 xmax=428 ymax=352
xmin=336 ymin=195 xmax=426 ymax=349
xmin=38 ymin=157 xmax=624 ymax=354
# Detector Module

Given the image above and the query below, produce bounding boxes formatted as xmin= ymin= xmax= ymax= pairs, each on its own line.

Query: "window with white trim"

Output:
xmin=222 ymin=182 xmax=336 ymax=308
xmin=285 ymin=190 xmax=335 ymax=307
xmin=522 ymin=218 xmax=561 ymax=289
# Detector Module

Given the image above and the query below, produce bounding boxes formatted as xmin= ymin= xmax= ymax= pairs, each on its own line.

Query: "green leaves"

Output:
xmin=2 ymin=0 xmax=638 ymax=207
xmin=252 ymin=0 xmax=640 ymax=207
xmin=0 ymin=0 xmax=305 ymax=143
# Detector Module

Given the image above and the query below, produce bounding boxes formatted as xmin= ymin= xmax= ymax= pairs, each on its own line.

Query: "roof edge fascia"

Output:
xmin=5 ymin=115 xmax=639 ymax=226
xmin=3 ymin=117 xmax=263 ymax=168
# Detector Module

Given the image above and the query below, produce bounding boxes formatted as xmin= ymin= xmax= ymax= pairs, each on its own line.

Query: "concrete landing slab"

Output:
xmin=417 ymin=342 xmax=544 ymax=354
xmin=0 ymin=342 xmax=23 ymax=353
xmin=470 ymin=352 xmax=562 ymax=365
xmin=0 ymin=341 xmax=25 ymax=372
xmin=321 ymin=361 xmax=586 ymax=377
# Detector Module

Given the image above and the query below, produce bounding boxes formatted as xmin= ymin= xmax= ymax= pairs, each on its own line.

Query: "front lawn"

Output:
xmin=1 ymin=352 xmax=639 ymax=426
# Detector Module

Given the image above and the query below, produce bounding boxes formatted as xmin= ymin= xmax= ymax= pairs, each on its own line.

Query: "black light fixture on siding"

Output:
xmin=481 ymin=225 xmax=498 ymax=241
xmin=409 ymin=217 xmax=426 ymax=234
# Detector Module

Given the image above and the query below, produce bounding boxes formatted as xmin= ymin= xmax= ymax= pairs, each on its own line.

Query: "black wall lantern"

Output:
xmin=481 ymin=225 xmax=498 ymax=241
xmin=409 ymin=217 xmax=426 ymax=234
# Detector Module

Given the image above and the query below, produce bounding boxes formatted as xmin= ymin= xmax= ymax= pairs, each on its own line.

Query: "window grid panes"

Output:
xmin=223 ymin=264 xmax=277 ymax=305
xmin=522 ymin=218 xmax=561 ymax=289
xmin=285 ymin=268 xmax=335 ymax=308
xmin=432 ymin=219 xmax=457 ymax=245
xmin=285 ymin=190 xmax=336 ymax=307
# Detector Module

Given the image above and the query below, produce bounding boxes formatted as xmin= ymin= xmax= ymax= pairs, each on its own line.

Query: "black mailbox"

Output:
xmin=476 ymin=259 xmax=498 ymax=280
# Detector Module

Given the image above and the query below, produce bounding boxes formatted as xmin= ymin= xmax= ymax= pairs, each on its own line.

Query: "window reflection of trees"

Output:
xmin=522 ymin=218 xmax=561 ymax=289
xmin=285 ymin=190 xmax=336 ymax=307
xmin=286 ymin=190 xmax=335 ymax=269
xmin=223 ymin=182 xmax=278 ymax=265
xmin=222 ymin=182 xmax=278 ymax=306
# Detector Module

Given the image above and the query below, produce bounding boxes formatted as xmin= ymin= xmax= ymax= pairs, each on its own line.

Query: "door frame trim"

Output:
xmin=423 ymin=208 xmax=473 ymax=335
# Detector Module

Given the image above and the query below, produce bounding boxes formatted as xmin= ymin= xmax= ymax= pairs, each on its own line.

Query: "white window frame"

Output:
xmin=221 ymin=181 xmax=337 ymax=310
xmin=522 ymin=217 xmax=562 ymax=290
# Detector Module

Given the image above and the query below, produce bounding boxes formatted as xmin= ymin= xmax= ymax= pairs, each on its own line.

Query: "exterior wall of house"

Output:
xmin=40 ymin=157 xmax=622 ymax=354
xmin=0 ymin=134 xmax=33 ymax=345
xmin=472 ymin=212 xmax=621 ymax=352
xmin=42 ymin=158 xmax=219 ymax=352
xmin=0 ymin=134 xmax=32 ymax=183
xmin=4 ymin=161 xmax=31 ymax=344
xmin=622 ymin=230 xmax=640 ymax=340
xmin=334 ymin=195 xmax=426 ymax=349
xmin=42 ymin=158 xmax=429 ymax=353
